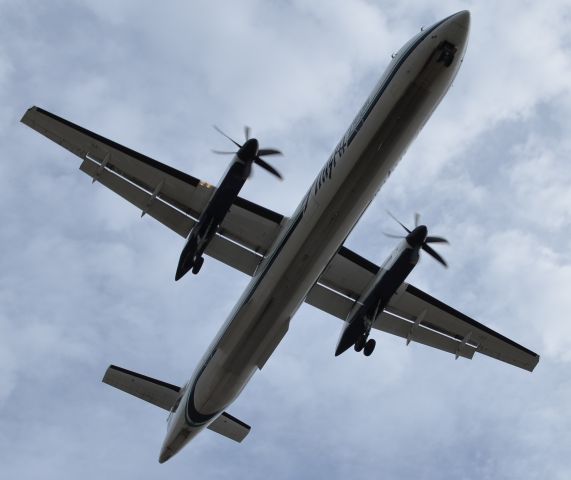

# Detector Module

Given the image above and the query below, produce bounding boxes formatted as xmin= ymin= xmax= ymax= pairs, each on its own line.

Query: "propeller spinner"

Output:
xmin=212 ymin=126 xmax=283 ymax=180
xmin=385 ymin=211 xmax=449 ymax=267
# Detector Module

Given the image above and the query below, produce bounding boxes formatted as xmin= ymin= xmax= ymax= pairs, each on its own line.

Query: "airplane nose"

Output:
xmin=450 ymin=10 xmax=470 ymax=30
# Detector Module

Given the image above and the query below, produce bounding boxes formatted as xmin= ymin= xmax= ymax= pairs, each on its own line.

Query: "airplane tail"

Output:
xmin=102 ymin=365 xmax=251 ymax=442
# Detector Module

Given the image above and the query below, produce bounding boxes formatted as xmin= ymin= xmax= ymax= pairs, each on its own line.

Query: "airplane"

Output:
xmin=20 ymin=10 xmax=539 ymax=464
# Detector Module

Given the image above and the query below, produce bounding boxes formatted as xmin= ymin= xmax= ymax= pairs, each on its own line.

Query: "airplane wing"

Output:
xmin=305 ymin=246 xmax=540 ymax=372
xmin=21 ymin=106 xmax=287 ymax=276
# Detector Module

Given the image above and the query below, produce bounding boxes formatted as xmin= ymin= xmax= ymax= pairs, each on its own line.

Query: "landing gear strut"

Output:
xmin=354 ymin=335 xmax=366 ymax=352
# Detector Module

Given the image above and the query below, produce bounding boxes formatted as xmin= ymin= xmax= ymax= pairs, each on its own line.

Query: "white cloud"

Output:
xmin=1 ymin=1 xmax=570 ymax=478
xmin=507 ymin=136 xmax=571 ymax=231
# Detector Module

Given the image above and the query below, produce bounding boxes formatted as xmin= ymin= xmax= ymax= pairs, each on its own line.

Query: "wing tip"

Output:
xmin=527 ymin=353 xmax=541 ymax=373
xmin=20 ymin=105 xmax=39 ymax=125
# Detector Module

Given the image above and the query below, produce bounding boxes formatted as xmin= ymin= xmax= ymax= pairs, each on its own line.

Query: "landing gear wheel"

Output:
xmin=363 ymin=339 xmax=376 ymax=357
xmin=354 ymin=336 xmax=366 ymax=352
xmin=192 ymin=256 xmax=204 ymax=275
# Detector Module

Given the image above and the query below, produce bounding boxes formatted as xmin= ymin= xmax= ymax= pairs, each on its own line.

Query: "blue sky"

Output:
xmin=0 ymin=1 xmax=570 ymax=478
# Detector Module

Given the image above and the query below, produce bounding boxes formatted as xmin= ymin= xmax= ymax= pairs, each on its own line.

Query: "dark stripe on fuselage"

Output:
xmin=186 ymin=395 xmax=218 ymax=427
xmin=185 ymin=350 xmax=220 ymax=427
xmin=184 ymin=209 xmax=305 ymax=426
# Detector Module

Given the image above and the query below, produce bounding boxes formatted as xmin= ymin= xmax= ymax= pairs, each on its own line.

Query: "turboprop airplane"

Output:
xmin=21 ymin=10 xmax=539 ymax=464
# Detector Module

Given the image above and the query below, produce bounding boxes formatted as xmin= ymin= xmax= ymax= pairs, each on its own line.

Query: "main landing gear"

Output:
xmin=354 ymin=335 xmax=376 ymax=357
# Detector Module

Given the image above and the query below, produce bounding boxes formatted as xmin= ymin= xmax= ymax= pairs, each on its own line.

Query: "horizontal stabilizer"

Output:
xmin=208 ymin=412 xmax=251 ymax=443
xmin=102 ymin=365 xmax=181 ymax=411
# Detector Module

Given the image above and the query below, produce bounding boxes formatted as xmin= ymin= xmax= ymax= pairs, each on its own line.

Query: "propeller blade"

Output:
xmin=425 ymin=236 xmax=449 ymax=244
xmin=254 ymin=157 xmax=283 ymax=180
xmin=383 ymin=232 xmax=406 ymax=239
xmin=387 ymin=210 xmax=411 ymax=233
xmin=421 ymin=243 xmax=448 ymax=268
xmin=244 ymin=125 xmax=251 ymax=141
xmin=211 ymin=150 xmax=236 ymax=155
xmin=258 ymin=148 xmax=282 ymax=156
xmin=414 ymin=212 xmax=421 ymax=228
xmin=213 ymin=125 xmax=242 ymax=148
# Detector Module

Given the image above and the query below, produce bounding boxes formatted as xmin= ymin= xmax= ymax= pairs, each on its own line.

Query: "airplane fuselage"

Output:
xmin=160 ymin=11 xmax=470 ymax=463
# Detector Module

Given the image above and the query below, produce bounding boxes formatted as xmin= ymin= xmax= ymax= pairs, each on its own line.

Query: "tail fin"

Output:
xmin=102 ymin=364 xmax=251 ymax=443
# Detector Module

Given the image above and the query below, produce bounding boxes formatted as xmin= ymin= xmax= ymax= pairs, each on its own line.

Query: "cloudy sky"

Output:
xmin=1 ymin=0 xmax=570 ymax=478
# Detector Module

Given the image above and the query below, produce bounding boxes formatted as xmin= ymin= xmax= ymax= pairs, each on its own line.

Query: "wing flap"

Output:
xmin=102 ymin=365 xmax=180 ymax=411
xmin=204 ymin=235 xmax=261 ymax=276
xmin=81 ymin=156 xmax=260 ymax=275
xmin=374 ymin=311 xmax=476 ymax=359
xmin=304 ymin=283 xmax=355 ymax=320
xmin=80 ymin=158 xmax=195 ymax=237
xmin=207 ymin=412 xmax=251 ymax=443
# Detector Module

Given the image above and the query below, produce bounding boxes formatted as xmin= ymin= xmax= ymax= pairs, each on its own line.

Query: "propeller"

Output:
xmin=384 ymin=211 xmax=449 ymax=267
xmin=212 ymin=126 xmax=283 ymax=180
